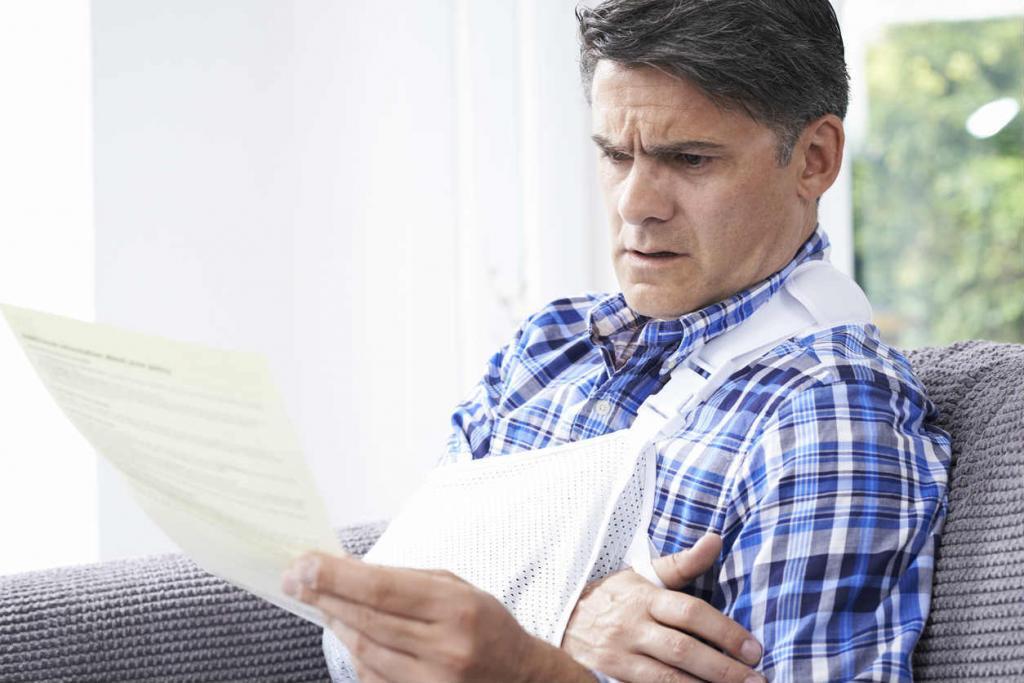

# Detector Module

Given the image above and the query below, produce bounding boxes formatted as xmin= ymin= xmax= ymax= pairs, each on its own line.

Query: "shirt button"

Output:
xmin=595 ymin=400 xmax=612 ymax=416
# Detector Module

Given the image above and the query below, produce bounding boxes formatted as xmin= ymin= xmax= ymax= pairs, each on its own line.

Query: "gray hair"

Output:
xmin=577 ymin=0 xmax=850 ymax=164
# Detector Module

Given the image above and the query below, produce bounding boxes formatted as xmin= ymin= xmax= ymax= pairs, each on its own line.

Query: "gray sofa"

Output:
xmin=2 ymin=341 xmax=1022 ymax=682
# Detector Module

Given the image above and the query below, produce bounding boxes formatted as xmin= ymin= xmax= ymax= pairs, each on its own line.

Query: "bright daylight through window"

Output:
xmin=853 ymin=15 xmax=1023 ymax=348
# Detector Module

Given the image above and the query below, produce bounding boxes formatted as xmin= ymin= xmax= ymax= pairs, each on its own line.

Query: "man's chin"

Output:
xmin=622 ymin=288 xmax=700 ymax=320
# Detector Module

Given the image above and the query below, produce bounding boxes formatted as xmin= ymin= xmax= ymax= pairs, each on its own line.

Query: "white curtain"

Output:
xmin=0 ymin=0 xmax=97 ymax=574
xmin=90 ymin=0 xmax=606 ymax=558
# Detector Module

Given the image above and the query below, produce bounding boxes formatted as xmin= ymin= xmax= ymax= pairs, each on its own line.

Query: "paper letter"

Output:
xmin=1 ymin=303 xmax=344 ymax=626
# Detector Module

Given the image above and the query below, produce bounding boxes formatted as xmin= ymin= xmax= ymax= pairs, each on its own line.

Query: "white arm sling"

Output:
xmin=324 ymin=261 xmax=871 ymax=680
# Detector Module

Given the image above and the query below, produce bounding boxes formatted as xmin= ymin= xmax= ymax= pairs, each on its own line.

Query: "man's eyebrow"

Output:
xmin=590 ymin=134 xmax=628 ymax=154
xmin=590 ymin=134 xmax=727 ymax=156
xmin=647 ymin=140 xmax=727 ymax=156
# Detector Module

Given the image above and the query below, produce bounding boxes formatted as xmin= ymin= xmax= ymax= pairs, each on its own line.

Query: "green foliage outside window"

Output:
xmin=853 ymin=17 xmax=1024 ymax=348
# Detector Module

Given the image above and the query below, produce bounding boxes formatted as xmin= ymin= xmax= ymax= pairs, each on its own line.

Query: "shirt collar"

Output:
xmin=587 ymin=226 xmax=831 ymax=372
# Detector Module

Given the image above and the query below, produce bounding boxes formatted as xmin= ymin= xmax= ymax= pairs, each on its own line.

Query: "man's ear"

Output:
xmin=794 ymin=114 xmax=844 ymax=201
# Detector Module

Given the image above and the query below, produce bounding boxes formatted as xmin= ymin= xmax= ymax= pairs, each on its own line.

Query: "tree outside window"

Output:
xmin=853 ymin=17 xmax=1023 ymax=348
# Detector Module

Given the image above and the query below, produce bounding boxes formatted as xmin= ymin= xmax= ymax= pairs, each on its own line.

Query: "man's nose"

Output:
xmin=617 ymin=159 xmax=674 ymax=227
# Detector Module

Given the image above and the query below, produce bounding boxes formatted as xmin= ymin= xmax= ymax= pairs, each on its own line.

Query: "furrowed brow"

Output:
xmin=647 ymin=140 xmax=727 ymax=157
xmin=590 ymin=134 xmax=727 ymax=158
xmin=590 ymin=134 xmax=628 ymax=155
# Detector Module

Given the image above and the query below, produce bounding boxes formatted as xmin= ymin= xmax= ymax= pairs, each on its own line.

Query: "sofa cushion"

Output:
xmin=908 ymin=341 xmax=1024 ymax=681
xmin=0 ymin=520 xmax=387 ymax=682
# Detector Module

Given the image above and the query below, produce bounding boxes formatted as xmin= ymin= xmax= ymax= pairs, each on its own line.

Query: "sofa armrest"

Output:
xmin=0 ymin=520 xmax=388 ymax=683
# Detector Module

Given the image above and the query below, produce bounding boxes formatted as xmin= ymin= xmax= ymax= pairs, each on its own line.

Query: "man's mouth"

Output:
xmin=634 ymin=250 xmax=679 ymax=258
xmin=625 ymin=249 xmax=687 ymax=264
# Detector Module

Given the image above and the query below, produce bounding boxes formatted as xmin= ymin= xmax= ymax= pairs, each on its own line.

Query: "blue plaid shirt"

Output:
xmin=446 ymin=229 xmax=951 ymax=681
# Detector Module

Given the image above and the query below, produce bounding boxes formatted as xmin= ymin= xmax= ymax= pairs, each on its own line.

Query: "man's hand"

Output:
xmin=562 ymin=533 xmax=765 ymax=683
xmin=282 ymin=553 xmax=596 ymax=683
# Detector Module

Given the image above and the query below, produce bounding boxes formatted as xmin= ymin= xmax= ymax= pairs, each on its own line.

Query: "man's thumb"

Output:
xmin=651 ymin=533 xmax=723 ymax=590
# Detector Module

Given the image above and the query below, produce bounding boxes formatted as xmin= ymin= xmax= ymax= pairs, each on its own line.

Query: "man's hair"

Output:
xmin=577 ymin=0 xmax=849 ymax=164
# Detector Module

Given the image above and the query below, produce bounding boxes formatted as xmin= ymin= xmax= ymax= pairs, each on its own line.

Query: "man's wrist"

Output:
xmin=520 ymin=636 xmax=596 ymax=683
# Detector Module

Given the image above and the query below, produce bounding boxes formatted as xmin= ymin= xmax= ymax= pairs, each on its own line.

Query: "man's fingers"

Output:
xmin=303 ymin=589 xmax=433 ymax=656
xmin=636 ymin=622 xmax=765 ymax=683
xmin=287 ymin=552 xmax=447 ymax=621
xmin=587 ymin=652 xmax=705 ymax=683
xmin=647 ymin=534 xmax=764 ymax=669
xmin=651 ymin=533 xmax=723 ymax=589
xmin=331 ymin=619 xmax=404 ymax=683
xmin=649 ymin=591 xmax=763 ymax=668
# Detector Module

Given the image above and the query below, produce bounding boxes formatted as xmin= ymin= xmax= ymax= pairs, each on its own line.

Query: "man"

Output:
xmin=282 ymin=1 xmax=951 ymax=680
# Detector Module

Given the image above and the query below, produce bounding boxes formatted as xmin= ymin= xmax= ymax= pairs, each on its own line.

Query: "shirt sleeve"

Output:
xmin=715 ymin=377 xmax=950 ymax=682
xmin=441 ymin=324 xmax=525 ymax=464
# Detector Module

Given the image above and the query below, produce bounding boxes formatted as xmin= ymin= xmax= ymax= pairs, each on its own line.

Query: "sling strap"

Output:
xmin=629 ymin=260 xmax=871 ymax=444
xmin=624 ymin=260 xmax=872 ymax=585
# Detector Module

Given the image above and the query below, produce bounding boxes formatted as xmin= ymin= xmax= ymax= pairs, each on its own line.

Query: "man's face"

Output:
xmin=592 ymin=61 xmax=814 ymax=319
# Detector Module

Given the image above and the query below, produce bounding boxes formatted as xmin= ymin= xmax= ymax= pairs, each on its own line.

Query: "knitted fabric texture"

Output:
xmin=907 ymin=341 xmax=1024 ymax=681
xmin=1 ymin=342 xmax=1021 ymax=682
xmin=0 ymin=521 xmax=386 ymax=682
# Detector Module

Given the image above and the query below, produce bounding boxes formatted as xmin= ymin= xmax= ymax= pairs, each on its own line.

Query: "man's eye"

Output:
xmin=676 ymin=153 xmax=710 ymax=168
xmin=602 ymin=150 xmax=631 ymax=164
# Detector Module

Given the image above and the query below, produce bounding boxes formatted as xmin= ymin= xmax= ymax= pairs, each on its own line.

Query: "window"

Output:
xmin=844 ymin=5 xmax=1023 ymax=347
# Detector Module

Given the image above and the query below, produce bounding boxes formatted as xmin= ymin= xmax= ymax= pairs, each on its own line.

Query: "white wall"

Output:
xmin=92 ymin=0 xmax=300 ymax=559
xmin=0 ymin=1 xmax=97 ymax=575
xmin=285 ymin=0 xmax=463 ymax=538
xmin=91 ymin=0 xmax=599 ymax=560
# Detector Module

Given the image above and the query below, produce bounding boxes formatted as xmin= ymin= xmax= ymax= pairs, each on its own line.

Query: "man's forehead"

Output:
xmin=590 ymin=60 xmax=731 ymax=144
